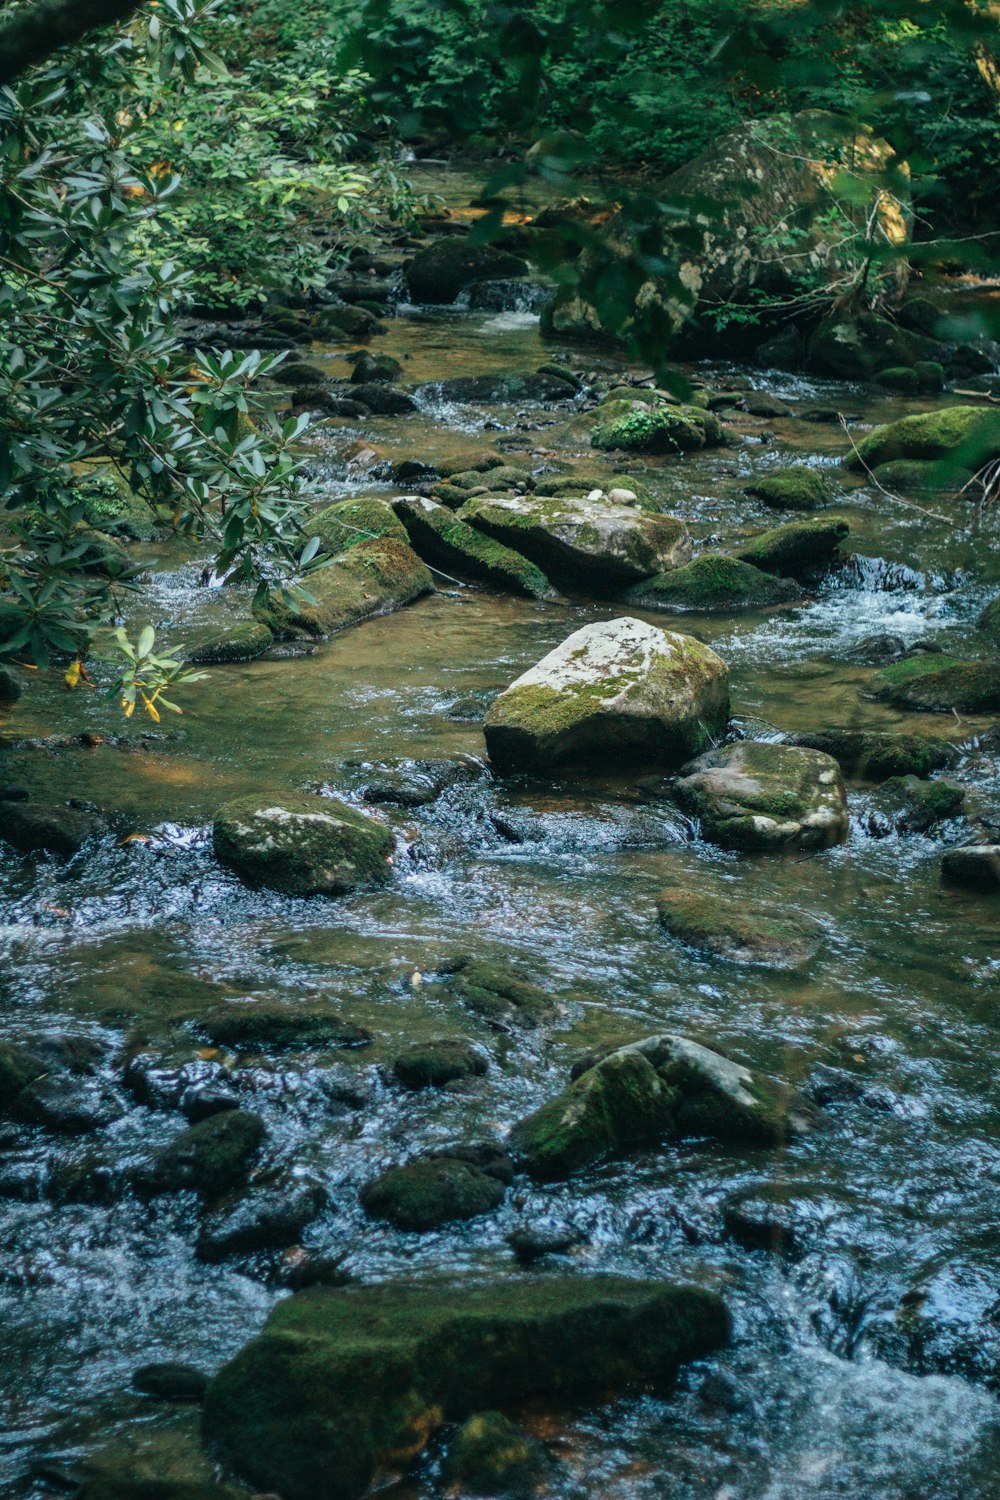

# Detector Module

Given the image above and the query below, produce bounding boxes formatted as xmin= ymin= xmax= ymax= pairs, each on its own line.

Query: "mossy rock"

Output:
xmin=442 ymin=465 xmax=532 ymax=495
xmin=941 ymin=844 xmax=1000 ymax=892
xmin=673 ymin=742 xmax=849 ymax=851
xmin=844 ymin=406 xmax=1000 ymax=472
xmin=131 ymin=1111 xmax=265 ymax=1198
xmin=307 ymin=498 xmax=408 ymax=557
xmin=864 ymin=774 xmax=965 ymax=835
xmin=591 ymin=403 xmax=725 ymax=454
xmin=187 ymin=622 xmax=273 ymax=666
xmin=745 ymin=466 xmax=832 ymax=511
xmin=73 ymin=464 xmax=162 ymax=541
xmin=392 ymin=496 xmax=555 ymax=599
xmin=437 ymin=451 xmax=505 ymax=477
xmin=349 ymin=351 xmax=403 ymax=384
xmin=510 ymin=1033 xmax=808 ymax=1181
xmin=535 ymin=472 xmax=656 ymax=510
xmin=406 ymin=240 xmax=529 ymax=303
xmin=212 ymin=793 xmax=394 ymax=896
xmin=978 ymin=596 xmax=1000 ymax=648
xmin=874 ymin=366 xmax=920 ymax=393
xmin=622 ymin=555 xmax=799 ymax=612
xmin=485 ymin=617 xmax=729 ymax=774
xmin=788 ymin=727 xmax=958 ymax=780
xmin=313 ymin=305 xmax=383 ymax=339
xmin=914 ymin=360 xmax=946 ymax=393
xmin=864 ymin=654 xmax=1000 ymax=714
xmin=361 ymin=1157 xmax=506 ymax=1230
xmin=807 ymin=312 xmax=941 ymax=381
xmin=393 ymin=1039 xmax=489 ymax=1089
xmin=0 ymin=801 xmax=107 ymax=856
xmin=732 ymin=517 xmax=850 ymax=576
xmin=442 ymin=1411 xmax=547 ymax=1496
xmin=202 ymin=1275 xmax=730 ymax=1500
xmin=422 ymin=955 xmax=555 ymax=1030
xmin=253 ymin=536 xmax=433 ymax=639
xmin=872 ymin=458 xmax=974 ymax=493
xmin=195 ymin=1003 xmax=372 ymax=1052
xmin=656 ymin=882 xmax=822 ymax=969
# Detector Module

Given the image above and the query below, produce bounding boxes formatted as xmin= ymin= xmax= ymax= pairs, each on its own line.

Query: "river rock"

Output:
xmin=623 ymin=555 xmax=800 ymax=612
xmin=307 ymin=496 xmax=408 ymax=555
xmin=349 ymin=351 xmax=403 ymax=383
xmin=132 ymin=1110 xmax=265 ymax=1198
xmin=941 ymin=845 xmax=1000 ymax=892
xmin=459 ymin=494 xmax=690 ymax=588
xmin=212 ymin=793 xmax=394 ymax=896
xmin=186 ymin=622 xmax=273 ymax=666
xmin=863 ymin=775 xmax=965 ymax=836
xmin=673 ymin=742 xmax=849 ymax=851
xmin=510 ymin=1033 xmax=808 ymax=1180
xmin=392 ymin=1039 xmax=488 ymax=1090
xmin=422 ymin=955 xmax=556 ymax=1029
xmin=391 ymin=495 xmax=555 ymax=598
xmin=0 ymin=801 xmax=108 ymax=857
xmin=202 ymin=1275 xmax=730 ymax=1500
xmin=197 ymin=1175 xmax=327 ymax=1261
xmin=732 ymin=517 xmax=850 ymax=575
xmin=0 ymin=1038 xmax=124 ymax=1133
xmin=133 ymin=1362 xmax=210 ymax=1402
xmin=864 ymin=655 xmax=1000 ymax=714
xmin=786 ymin=727 xmax=959 ymax=779
xmin=507 ymin=1220 xmax=588 ymax=1264
xmin=745 ymin=467 xmax=832 ymax=510
xmin=350 ymin=382 xmax=418 ymax=415
xmin=590 ymin=402 xmax=725 ymax=454
xmin=406 ymin=240 xmax=529 ymax=303
xmin=844 ymin=405 xmax=1000 ymax=472
xmin=254 ymin=536 xmax=433 ymax=639
xmin=656 ymin=881 xmax=822 ymax=969
xmin=0 ymin=665 xmax=23 ymax=702
xmin=356 ymin=756 xmax=481 ymax=807
xmin=418 ymin=371 xmax=578 ymax=403
xmin=807 ymin=311 xmax=939 ymax=380
xmin=196 ymin=1002 xmax=372 ymax=1052
xmin=484 ymin=618 xmax=729 ymax=774
xmin=361 ymin=1155 xmax=506 ymax=1230
xmin=442 ymin=1411 xmax=548 ymax=1496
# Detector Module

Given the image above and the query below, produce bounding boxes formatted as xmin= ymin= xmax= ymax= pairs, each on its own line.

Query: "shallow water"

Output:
xmin=3 ymin=170 xmax=1000 ymax=1499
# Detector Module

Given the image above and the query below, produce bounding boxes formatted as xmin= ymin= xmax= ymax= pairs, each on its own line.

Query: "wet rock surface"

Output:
xmin=672 ymin=742 xmax=849 ymax=851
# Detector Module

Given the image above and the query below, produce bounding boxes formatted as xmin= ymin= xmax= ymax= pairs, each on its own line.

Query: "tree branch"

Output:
xmin=0 ymin=0 xmax=144 ymax=86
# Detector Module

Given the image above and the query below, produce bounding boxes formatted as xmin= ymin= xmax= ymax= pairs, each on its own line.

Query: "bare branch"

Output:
xmin=0 ymin=0 xmax=144 ymax=86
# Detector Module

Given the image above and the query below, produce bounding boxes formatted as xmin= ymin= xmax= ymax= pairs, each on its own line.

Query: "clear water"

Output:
xmin=2 ymin=170 xmax=1000 ymax=1499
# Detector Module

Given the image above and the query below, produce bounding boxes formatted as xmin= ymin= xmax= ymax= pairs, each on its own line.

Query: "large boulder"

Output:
xmin=623 ymin=555 xmax=800 ymax=612
xmin=673 ymin=742 xmax=849 ymax=851
xmin=253 ymin=536 xmax=433 ymax=638
xmin=484 ymin=617 xmax=729 ymax=774
xmin=807 ymin=312 xmax=941 ymax=380
xmin=391 ymin=495 xmax=555 ymax=599
xmin=510 ymin=1033 xmax=809 ymax=1180
xmin=864 ymin=655 xmax=1000 ymax=714
xmin=213 ymin=793 xmax=394 ymax=896
xmin=844 ymin=406 xmax=1000 ymax=473
xmin=306 ymin=497 xmax=408 ymax=556
xmin=459 ymin=494 xmax=690 ymax=589
xmin=745 ymin=467 xmax=832 ymax=511
xmin=202 ymin=1275 xmax=730 ymax=1500
xmin=406 ymin=240 xmax=529 ymax=304
xmin=732 ymin=517 xmax=850 ymax=576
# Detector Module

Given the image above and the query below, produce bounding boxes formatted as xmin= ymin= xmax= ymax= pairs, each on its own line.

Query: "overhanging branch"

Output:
xmin=0 ymin=0 xmax=144 ymax=86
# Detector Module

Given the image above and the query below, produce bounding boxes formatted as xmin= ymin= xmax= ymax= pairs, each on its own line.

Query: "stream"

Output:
xmin=2 ymin=165 xmax=1000 ymax=1499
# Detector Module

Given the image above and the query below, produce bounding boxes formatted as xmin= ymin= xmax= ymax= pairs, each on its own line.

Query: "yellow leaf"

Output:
xmin=140 ymin=692 xmax=161 ymax=723
xmin=64 ymin=659 xmax=81 ymax=689
xmin=122 ymin=697 xmax=136 ymax=718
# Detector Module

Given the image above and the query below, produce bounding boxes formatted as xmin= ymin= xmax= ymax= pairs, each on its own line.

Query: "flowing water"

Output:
xmin=3 ymin=168 xmax=1000 ymax=1498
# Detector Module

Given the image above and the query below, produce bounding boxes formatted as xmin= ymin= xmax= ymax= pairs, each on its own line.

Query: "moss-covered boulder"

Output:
xmin=421 ymin=955 xmax=555 ymax=1029
xmin=0 ymin=801 xmax=107 ymax=856
xmin=864 ymin=655 xmax=1000 ymax=714
xmin=393 ymin=1039 xmax=488 ymax=1090
xmin=349 ymin=351 xmax=403 ymax=384
xmin=941 ymin=844 xmax=1000 ymax=892
xmin=864 ymin=775 xmax=965 ymax=835
xmin=872 ymin=459 xmax=974 ymax=493
xmin=732 ymin=517 xmax=850 ymax=575
xmin=212 ymin=793 xmax=394 ymax=896
xmin=673 ymin=742 xmax=849 ymax=851
xmin=534 ymin=473 xmax=656 ymax=510
xmin=787 ymin=727 xmax=958 ymax=780
xmin=132 ymin=1111 xmax=265 ymax=1199
xmin=202 ymin=1274 xmax=730 ymax=1500
xmin=591 ymin=403 xmax=725 ymax=454
xmin=485 ymin=617 xmax=729 ymax=774
xmin=510 ymin=1033 xmax=807 ymax=1180
xmin=656 ymin=882 xmax=822 ymax=969
xmin=406 ymin=240 xmax=529 ymax=303
xmin=459 ymin=493 xmax=690 ymax=590
xmin=807 ymin=312 xmax=938 ymax=380
xmin=187 ymin=622 xmax=273 ymax=666
xmin=391 ymin=495 xmax=555 ymax=599
xmin=196 ymin=1003 xmax=372 ymax=1052
xmin=745 ymin=467 xmax=832 ymax=511
xmin=306 ymin=497 xmax=408 ymax=556
xmin=623 ymin=555 xmax=800 ymax=612
xmin=844 ymin=406 xmax=1000 ymax=472
xmin=361 ymin=1156 xmax=506 ymax=1230
xmin=253 ymin=536 xmax=433 ymax=638
xmin=73 ymin=464 xmax=161 ymax=541
xmin=442 ymin=1411 xmax=547 ymax=1497
xmin=437 ymin=465 xmax=532 ymax=498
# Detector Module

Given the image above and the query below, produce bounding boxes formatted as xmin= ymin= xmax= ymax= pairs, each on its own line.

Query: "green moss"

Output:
xmin=865 ymin=654 xmax=1000 ymax=713
xmin=72 ymin=462 xmax=161 ymax=541
xmin=307 ymin=498 xmax=407 ymax=557
xmin=253 ymin=537 xmax=433 ymax=639
xmin=789 ymin=728 xmax=958 ymax=780
xmin=591 ymin=403 xmax=724 ymax=454
xmin=187 ymin=621 xmax=273 ymax=665
xmin=874 ymin=366 xmax=920 ymax=393
xmin=845 ymin=406 xmax=1000 ymax=471
xmin=393 ymin=1039 xmax=488 ymax=1089
xmin=133 ymin=1111 xmax=265 ymax=1199
xmin=656 ymin=884 xmax=821 ymax=969
xmin=672 ymin=742 xmax=849 ymax=851
xmin=361 ymin=1158 xmax=505 ymax=1230
xmin=393 ymin=497 xmax=554 ymax=599
xmin=745 ymin=466 xmax=832 ymax=511
xmin=873 ymin=458 xmax=974 ymax=493
xmin=624 ymin=555 xmax=799 ymax=611
xmin=196 ymin=1004 xmax=371 ymax=1052
xmin=733 ymin=517 xmax=850 ymax=575
xmin=423 ymin=955 xmax=554 ymax=1029
xmin=867 ymin=774 xmax=965 ymax=832
xmin=442 ymin=1411 xmax=546 ymax=1496
xmin=212 ymin=793 xmax=395 ymax=896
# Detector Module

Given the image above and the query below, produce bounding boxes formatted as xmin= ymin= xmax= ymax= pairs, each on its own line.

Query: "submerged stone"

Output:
xmin=202 ymin=1275 xmax=730 ymax=1500
xmin=864 ymin=655 xmax=1000 ymax=714
xmin=361 ymin=1156 xmax=506 ymax=1231
xmin=732 ymin=517 xmax=850 ymax=575
xmin=979 ymin=596 xmax=1000 ymax=648
xmin=0 ymin=1039 xmax=124 ymax=1133
xmin=133 ymin=1362 xmax=210 ymax=1403
xmin=442 ymin=1411 xmax=548 ymax=1496
xmin=745 ymin=466 xmax=832 ymax=511
xmin=673 ymin=742 xmax=849 ymax=851
xmin=510 ymin=1033 xmax=808 ymax=1180
xmin=484 ymin=617 xmax=729 ymax=774
xmin=656 ymin=882 xmax=822 ymax=969
xmin=392 ymin=1039 xmax=488 ymax=1090
xmin=187 ymin=622 xmax=273 ymax=666
xmin=422 ymin=955 xmax=555 ymax=1029
xmin=419 ymin=372 xmax=578 ymax=403
xmin=197 ymin=1175 xmax=327 ymax=1261
xmin=196 ymin=1003 xmax=372 ymax=1052
xmin=392 ymin=495 xmax=556 ymax=598
xmin=787 ymin=727 xmax=958 ymax=780
xmin=0 ymin=801 xmax=107 ymax=857
xmin=864 ymin=775 xmax=965 ymax=835
xmin=623 ymin=555 xmax=800 ymax=612
xmin=212 ymin=793 xmax=394 ymax=897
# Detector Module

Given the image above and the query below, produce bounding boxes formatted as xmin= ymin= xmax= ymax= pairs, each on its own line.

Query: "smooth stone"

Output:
xmin=863 ymin=775 xmax=965 ymax=835
xmin=212 ymin=793 xmax=394 ymax=897
xmin=406 ymin=240 xmax=529 ymax=303
xmin=844 ymin=405 xmax=1000 ymax=471
xmin=360 ymin=1156 xmax=505 ymax=1231
xmin=941 ymin=845 xmax=1000 ymax=891
xmin=672 ymin=742 xmax=849 ymax=851
xmin=787 ymin=727 xmax=958 ymax=779
xmin=745 ymin=466 xmax=832 ymax=510
xmin=186 ymin=622 xmax=273 ymax=666
xmin=0 ymin=801 xmax=108 ymax=857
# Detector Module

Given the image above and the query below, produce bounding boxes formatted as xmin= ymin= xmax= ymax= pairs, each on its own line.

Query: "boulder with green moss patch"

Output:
xmin=187 ymin=622 xmax=273 ymax=666
xmin=787 ymin=727 xmax=958 ymax=780
xmin=673 ymin=742 xmax=848 ymax=851
xmin=623 ymin=555 xmax=800 ymax=612
xmin=510 ymin=1033 xmax=809 ymax=1180
xmin=591 ymin=403 xmax=725 ymax=454
xmin=213 ymin=793 xmax=394 ymax=896
xmin=307 ymin=497 xmax=408 ymax=556
xmin=844 ymin=406 xmax=1000 ymax=472
xmin=745 ymin=467 xmax=832 ymax=511
xmin=941 ymin=844 xmax=1000 ymax=892
xmin=202 ymin=1275 xmax=729 ymax=1500
xmin=131 ymin=1110 xmax=265 ymax=1199
xmin=732 ymin=517 xmax=850 ymax=575
xmin=361 ymin=1156 xmax=506 ymax=1230
xmin=421 ymin=955 xmax=555 ymax=1029
xmin=443 ymin=1411 xmax=547 ymax=1496
xmin=656 ymin=882 xmax=822 ymax=969
xmin=872 ymin=459 xmax=974 ymax=493
xmin=73 ymin=464 xmax=162 ymax=542
xmin=196 ymin=1003 xmax=372 ymax=1052
xmin=253 ymin=536 xmax=433 ymax=638
xmin=460 ymin=494 xmax=690 ymax=589
xmin=864 ymin=654 xmax=1000 ymax=714
xmin=393 ymin=1039 xmax=488 ymax=1090
xmin=391 ymin=495 xmax=555 ymax=599
xmin=864 ymin=775 xmax=965 ymax=835
xmin=485 ymin=617 xmax=729 ymax=774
